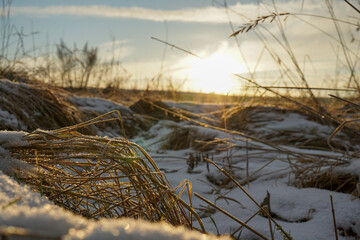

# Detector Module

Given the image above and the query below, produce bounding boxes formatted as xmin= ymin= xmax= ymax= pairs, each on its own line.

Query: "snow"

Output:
xmin=0 ymin=80 xmax=30 ymax=131
xmin=65 ymin=218 xmax=229 ymax=240
xmin=0 ymin=98 xmax=359 ymax=240
xmin=69 ymin=96 xmax=132 ymax=115
xmin=204 ymin=183 xmax=360 ymax=239
xmin=0 ymin=131 xmax=36 ymax=177
xmin=0 ymin=109 xmax=23 ymax=130
xmin=132 ymin=102 xmax=360 ymax=239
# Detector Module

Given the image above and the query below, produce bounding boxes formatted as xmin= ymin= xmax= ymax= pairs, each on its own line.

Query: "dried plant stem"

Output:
xmin=246 ymin=138 xmax=249 ymax=187
xmin=268 ymin=217 xmax=274 ymax=240
xmin=204 ymin=158 xmax=292 ymax=240
xmin=344 ymin=0 xmax=360 ymax=14
xmin=330 ymin=195 xmax=338 ymax=240
xmin=194 ymin=192 xmax=268 ymax=240
xmin=151 ymin=36 xmax=203 ymax=59
xmin=329 ymin=94 xmax=360 ymax=108
xmin=326 ymin=0 xmax=358 ymax=89
xmin=230 ymin=209 xmax=261 ymax=237
xmin=240 ymin=158 xmax=277 ymax=185
xmin=328 ymin=119 xmax=360 ymax=151
xmin=247 ymin=86 xmax=357 ymax=92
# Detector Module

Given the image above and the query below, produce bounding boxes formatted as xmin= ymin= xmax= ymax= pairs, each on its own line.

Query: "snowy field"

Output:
xmin=0 ymin=80 xmax=359 ymax=239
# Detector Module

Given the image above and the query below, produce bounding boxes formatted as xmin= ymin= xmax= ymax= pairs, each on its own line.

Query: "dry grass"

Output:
xmin=7 ymin=111 xmax=204 ymax=232
xmin=0 ymin=79 xmax=92 ymax=133
xmin=294 ymin=168 xmax=359 ymax=194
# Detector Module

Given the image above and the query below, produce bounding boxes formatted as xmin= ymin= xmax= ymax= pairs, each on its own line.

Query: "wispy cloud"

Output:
xmin=10 ymin=2 xmax=323 ymax=24
xmin=11 ymin=5 xmax=233 ymax=23
xmin=10 ymin=1 xmax=348 ymax=24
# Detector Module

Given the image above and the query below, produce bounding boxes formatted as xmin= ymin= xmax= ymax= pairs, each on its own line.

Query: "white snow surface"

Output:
xmin=1 ymin=99 xmax=360 ymax=240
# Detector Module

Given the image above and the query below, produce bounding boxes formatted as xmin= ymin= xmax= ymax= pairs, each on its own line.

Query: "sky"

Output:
xmin=5 ymin=0 xmax=360 ymax=94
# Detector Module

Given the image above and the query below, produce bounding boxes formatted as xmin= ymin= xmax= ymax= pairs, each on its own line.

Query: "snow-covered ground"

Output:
xmin=137 ymin=115 xmax=360 ymax=240
xmin=0 ymin=86 xmax=359 ymax=239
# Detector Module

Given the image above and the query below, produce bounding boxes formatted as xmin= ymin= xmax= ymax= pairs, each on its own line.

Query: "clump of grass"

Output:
xmin=295 ymin=168 xmax=359 ymax=195
xmin=0 ymin=79 xmax=93 ymax=133
xmin=7 ymin=111 xmax=204 ymax=231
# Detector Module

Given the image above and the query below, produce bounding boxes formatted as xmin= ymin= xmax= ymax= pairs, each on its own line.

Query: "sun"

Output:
xmin=184 ymin=51 xmax=246 ymax=94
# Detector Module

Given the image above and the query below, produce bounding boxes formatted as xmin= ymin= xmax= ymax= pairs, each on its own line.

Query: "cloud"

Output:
xmin=11 ymin=5 xmax=232 ymax=23
xmin=8 ymin=1 xmax=321 ymax=24
xmin=10 ymin=1 xmax=353 ymax=25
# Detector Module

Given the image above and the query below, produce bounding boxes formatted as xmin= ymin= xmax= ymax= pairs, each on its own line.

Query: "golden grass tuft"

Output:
xmin=7 ymin=111 xmax=204 ymax=231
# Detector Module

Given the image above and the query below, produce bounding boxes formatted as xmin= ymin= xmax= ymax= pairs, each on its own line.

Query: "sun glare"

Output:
xmin=185 ymin=51 xmax=246 ymax=94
